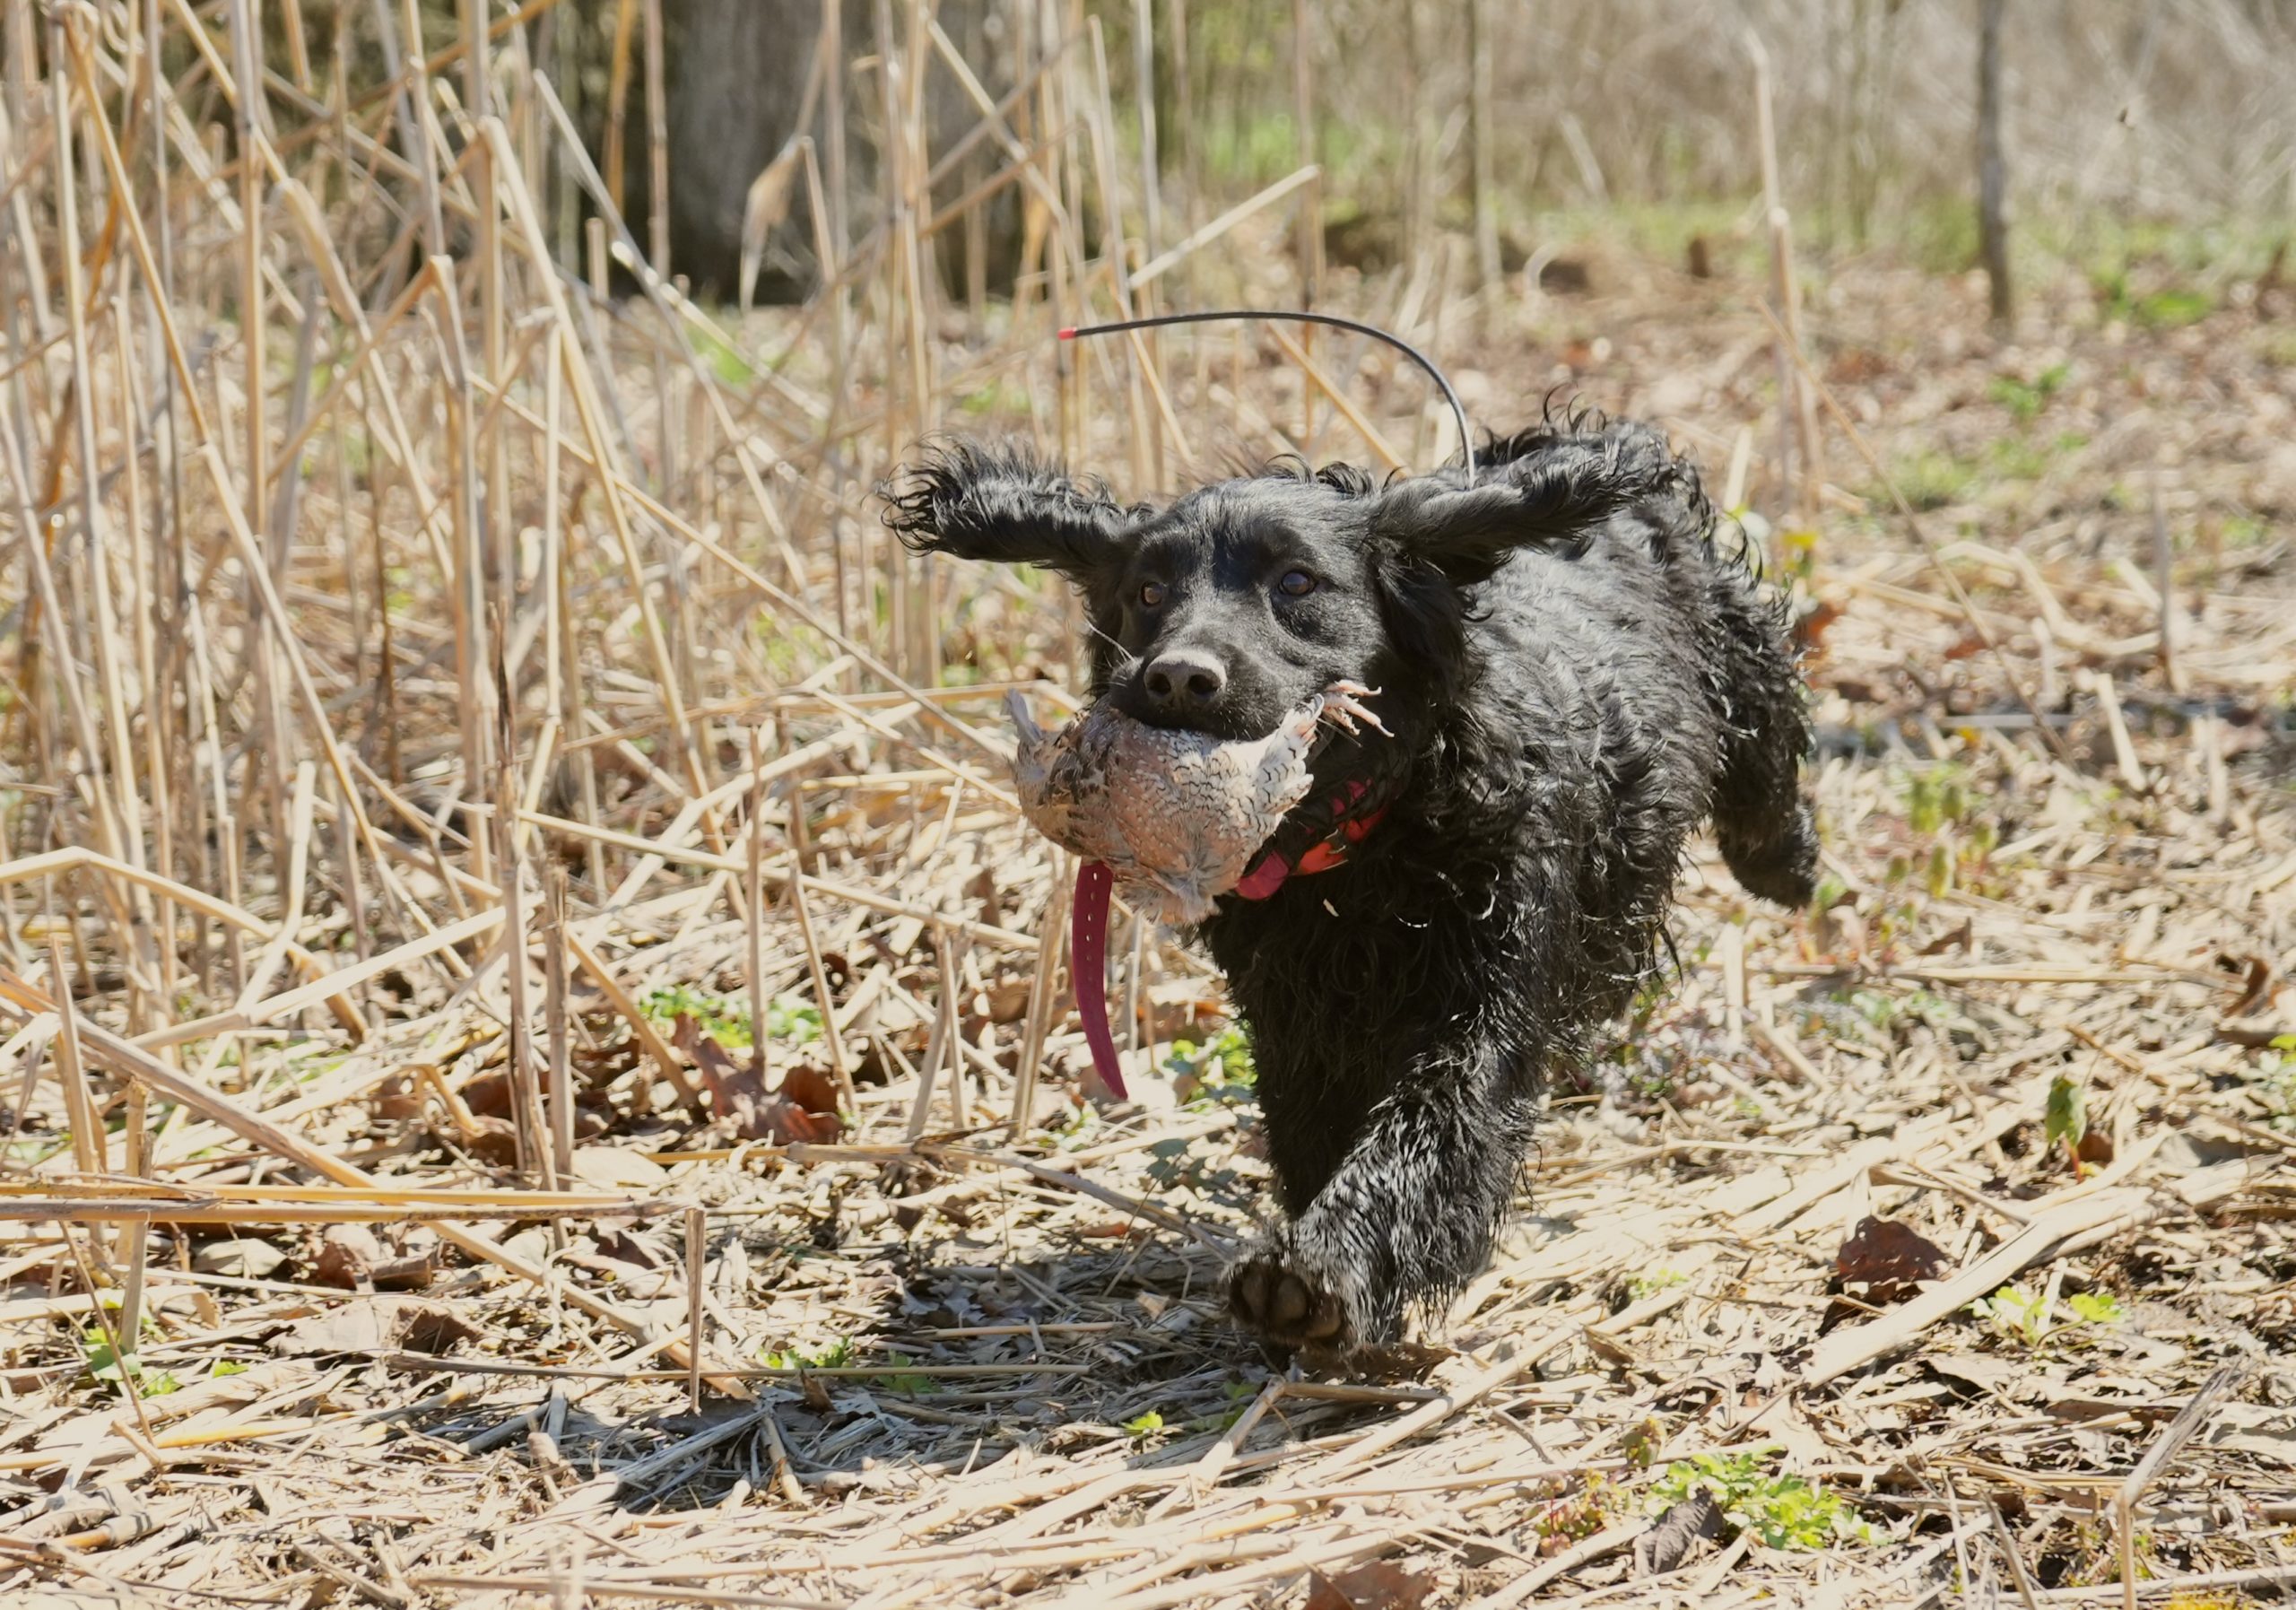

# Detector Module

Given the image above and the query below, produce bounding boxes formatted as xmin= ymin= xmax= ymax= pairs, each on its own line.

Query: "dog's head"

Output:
xmin=882 ymin=437 xmax=1649 ymax=752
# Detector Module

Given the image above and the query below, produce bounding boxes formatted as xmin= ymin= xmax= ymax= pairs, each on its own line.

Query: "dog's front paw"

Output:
xmin=1229 ymin=1249 xmax=1352 ymax=1351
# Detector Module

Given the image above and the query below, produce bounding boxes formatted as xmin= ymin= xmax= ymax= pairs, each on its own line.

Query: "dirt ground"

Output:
xmin=4 ymin=234 xmax=2295 ymax=1608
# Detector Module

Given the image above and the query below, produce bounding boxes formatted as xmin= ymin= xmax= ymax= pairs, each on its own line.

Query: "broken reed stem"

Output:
xmin=117 ymin=1076 xmax=151 ymax=1343
xmin=497 ymin=638 xmax=550 ymax=1188
xmin=746 ymin=727 xmax=770 ymax=1092
xmin=544 ymin=866 xmax=575 ymax=1184
xmin=904 ymin=923 xmax=951 ymax=1143
xmin=1011 ymin=848 xmax=1072 ymax=1139
xmin=641 ymin=0 xmax=670 ymax=280
xmin=49 ymin=936 xmax=102 ymax=1184
xmin=1745 ymin=27 xmax=1822 ymax=522
xmin=781 ymin=742 xmax=857 ymax=1118
xmin=603 ymin=0 xmax=637 ymax=216
xmin=684 ymin=1203 xmax=706 ymax=1413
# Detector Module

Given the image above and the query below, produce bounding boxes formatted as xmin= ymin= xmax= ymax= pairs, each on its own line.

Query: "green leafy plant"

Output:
xmin=1905 ymin=765 xmax=1971 ymax=834
xmin=1886 ymin=449 xmax=1979 ymax=512
xmin=2131 ymin=287 xmax=2213 ymax=328
xmin=1532 ymin=1475 xmax=1619 ymax=1553
xmin=1987 ymin=362 xmax=2068 ymax=423
xmin=1165 ymin=1026 xmax=1257 ymax=1106
xmin=1970 ymin=1282 xmax=2124 ymax=1348
xmin=82 ymin=1329 xmax=179 ymax=1398
xmin=2046 ymin=1073 xmax=2090 ymax=1174
xmin=2093 ymin=269 xmax=2213 ymax=330
xmin=2065 ymin=1292 xmax=2126 ymax=1326
xmin=763 ymin=997 xmax=822 ymax=1047
xmin=760 ymin=1336 xmax=855 ymax=1371
xmin=642 ymin=987 xmax=822 ymax=1051
xmin=1887 ymin=765 xmax=1998 ymax=901
xmin=1628 ymin=1269 xmax=1688 ymax=1301
xmin=1122 ymin=1409 xmax=1166 ymax=1439
xmin=1649 ymin=1449 xmax=1878 ymax=1551
xmin=1987 ymin=430 xmax=2088 ymax=483
xmin=877 ymin=1351 xmax=938 ymax=1397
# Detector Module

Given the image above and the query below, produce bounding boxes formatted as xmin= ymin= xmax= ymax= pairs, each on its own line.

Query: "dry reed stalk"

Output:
xmin=228 ymin=0 xmax=289 ymax=875
xmin=544 ymin=866 xmax=575 ymax=1182
xmin=1745 ymin=29 xmax=1823 ymax=522
xmin=641 ymin=0 xmax=669 ymax=280
xmin=1754 ymin=299 xmax=2072 ymax=765
xmin=0 ymin=965 xmax=744 ymax=1389
xmin=778 ymin=746 xmax=856 ymax=1116
xmin=746 ymin=727 xmax=770 ymax=1094
xmin=1266 ymin=324 xmax=1404 ymax=473
xmin=48 ymin=937 xmax=101 ymax=1184
xmin=116 ymin=1075 xmax=150 ymax=1339
xmin=603 ymin=0 xmax=638 ymax=218
xmin=1133 ymin=0 xmax=1162 ymax=266
xmin=1130 ymin=163 xmax=1318 ymax=290
xmin=684 ymin=1203 xmax=706 ymax=1412
xmin=1010 ymin=846 xmax=1071 ymax=1137
xmin=498 ymin=647 xmax=552 ymax=1187
xmin=35 ymin=13 xmax=146 ymax=984
xmin=1465 ymin=0 xmax=1499 ymax=303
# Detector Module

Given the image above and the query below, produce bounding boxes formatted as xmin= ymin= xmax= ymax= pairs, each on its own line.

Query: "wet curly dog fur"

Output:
xmin=882 ymin=412 xmax=1817 ymax=1355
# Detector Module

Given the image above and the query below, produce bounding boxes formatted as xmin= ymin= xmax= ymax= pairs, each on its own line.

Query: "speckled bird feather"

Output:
xmin=1006 ymin=683 xmax=1382 ymax=924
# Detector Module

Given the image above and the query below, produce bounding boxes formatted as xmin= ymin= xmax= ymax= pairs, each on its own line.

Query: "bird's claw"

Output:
xmin=1315 ymin=681 xmax=1388 ymax=737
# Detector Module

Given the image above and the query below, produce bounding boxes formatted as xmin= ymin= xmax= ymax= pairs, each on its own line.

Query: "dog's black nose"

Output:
xmin=1142 ymin=648 xmax=1228 ymax=716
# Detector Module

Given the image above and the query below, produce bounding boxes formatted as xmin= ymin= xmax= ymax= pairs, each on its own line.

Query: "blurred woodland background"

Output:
xmin=608 ymin=0 xmax=2296 ymax=305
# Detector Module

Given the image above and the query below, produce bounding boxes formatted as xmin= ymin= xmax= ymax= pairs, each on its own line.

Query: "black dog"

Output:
xmin=882 ymin=414 xmax=1816 ymax=1352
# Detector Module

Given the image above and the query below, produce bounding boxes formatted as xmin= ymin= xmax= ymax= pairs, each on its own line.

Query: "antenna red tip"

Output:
xmin=1056 ymin=326 xmax=1077 ymax=340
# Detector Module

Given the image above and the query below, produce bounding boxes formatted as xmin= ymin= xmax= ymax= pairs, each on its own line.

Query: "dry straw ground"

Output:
xmin=2 ymin=4 xmax=2294 ymax=1607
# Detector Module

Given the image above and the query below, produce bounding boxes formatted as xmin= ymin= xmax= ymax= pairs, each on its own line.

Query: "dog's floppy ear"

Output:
xmin=1370 ymin=434 xmax=1681 ymax=585
xmin=880 ymin=438 xmax=1140 ymax=581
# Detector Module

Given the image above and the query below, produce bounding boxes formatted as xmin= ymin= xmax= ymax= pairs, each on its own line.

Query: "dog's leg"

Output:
xmin=1231 ymin=1040 xmax=1535 ymax=1351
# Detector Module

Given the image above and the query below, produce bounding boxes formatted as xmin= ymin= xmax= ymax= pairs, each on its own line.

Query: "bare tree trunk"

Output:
xmin=1467 ymin=0 xmax=1500 ymax=297
xmin=1978 ymin=0 xmax=2012 ymax=325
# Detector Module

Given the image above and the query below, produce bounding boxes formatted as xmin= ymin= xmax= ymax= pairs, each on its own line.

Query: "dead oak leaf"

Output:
xmin=1303 ymin=1562 xmax=1432 ymax=1610
xmin=1637 ymin=1486 xmax=1725 ymax=1575
xmin=271 ymin=1299 xmax=481 ymax=1359
xmin=1835 ymin=1215 xmax=1951 ymax=1301
xmin=672 ymin=1013 xmax=844 ymax=1143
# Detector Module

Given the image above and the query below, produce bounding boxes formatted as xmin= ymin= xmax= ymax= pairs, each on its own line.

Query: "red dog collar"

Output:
xmin=1069 ymin=785 xmax=1383 ymax=1102
xmin=1232 ymin=781 xmax=1384 ymax=900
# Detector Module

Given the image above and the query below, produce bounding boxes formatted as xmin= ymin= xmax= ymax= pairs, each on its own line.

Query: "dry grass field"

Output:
xmin=1 ymin=4 xmax=2293 ymax=1606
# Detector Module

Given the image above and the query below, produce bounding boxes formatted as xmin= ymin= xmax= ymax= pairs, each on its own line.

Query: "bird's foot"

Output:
xmin=1314 ymin=681 xmax=1388 ymax=737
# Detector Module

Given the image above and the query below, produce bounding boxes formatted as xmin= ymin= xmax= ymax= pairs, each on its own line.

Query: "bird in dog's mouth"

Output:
xmin=1005 ymin=683 xmax=1391 ymax=1099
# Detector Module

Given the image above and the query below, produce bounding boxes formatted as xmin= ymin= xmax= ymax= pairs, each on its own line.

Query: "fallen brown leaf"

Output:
xmin=312 ymin=1224 xmax=383 ymax=1289
xmin=1303 ymin=1561 xmax=1432 ymax=1610
xmin=1637 ymin=1486 xmax=1725 ymax=1575
xmin=1835 ymin=1215 xmax=1951 ymax=1301
xmin=674 ymin=1013 xmax=844 ymax=1143
xmin=272 ymin=1299 xmax=480 ymax=1359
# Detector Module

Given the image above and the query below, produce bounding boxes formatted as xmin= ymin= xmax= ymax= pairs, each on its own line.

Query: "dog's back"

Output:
xmin=1473 ymin=420 xmax=1818 ymax=913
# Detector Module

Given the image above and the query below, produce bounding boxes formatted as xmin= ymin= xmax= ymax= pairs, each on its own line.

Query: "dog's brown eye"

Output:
xmin=1139 ymin=581 xmax=1167 ymax=608
xmin=1279 ymin=570 xmax=1317 ymax=597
